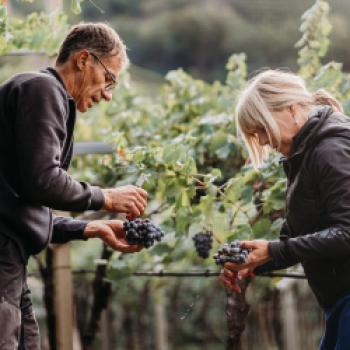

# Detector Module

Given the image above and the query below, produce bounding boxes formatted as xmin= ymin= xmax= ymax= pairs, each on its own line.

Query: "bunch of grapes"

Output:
xmin=193 ymin=232 xmax=213 ymax=259
xmin=213 ymin=240 xmax=250 ymax=265
xmin=123 ymin=219 xmax=165 ymax=248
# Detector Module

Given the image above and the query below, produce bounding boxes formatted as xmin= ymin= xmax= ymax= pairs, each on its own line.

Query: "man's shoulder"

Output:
xmin=2 ymin=69 xmax=67 ymax=99
xmin=11 ymin=70 xmax=62 ymax=88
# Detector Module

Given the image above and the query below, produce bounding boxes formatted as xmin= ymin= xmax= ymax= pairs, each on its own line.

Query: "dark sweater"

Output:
xmin=0 ymin=67 xmax=104 ymax=260
xmin=259 ymin=106 xmax=350 ymax=310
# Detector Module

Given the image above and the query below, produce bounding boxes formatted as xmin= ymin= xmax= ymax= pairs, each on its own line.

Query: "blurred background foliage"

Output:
xmin=0 ymin=0 xmax=348 ymax=349
xmin=8 ymin=0 xmax=350 ymax=81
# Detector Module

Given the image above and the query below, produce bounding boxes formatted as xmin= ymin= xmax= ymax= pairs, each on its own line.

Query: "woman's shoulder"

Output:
xmin=313 ymin=110 xmax=350 ymax=152
xmin=310 ymin=133 xmax=350 ymax=174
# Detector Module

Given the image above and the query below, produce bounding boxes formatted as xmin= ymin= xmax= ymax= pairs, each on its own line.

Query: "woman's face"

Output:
xmin=249 ymin=105 xmax=308 ymax=156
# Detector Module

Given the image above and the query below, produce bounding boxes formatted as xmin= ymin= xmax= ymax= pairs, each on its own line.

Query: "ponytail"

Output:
xmin=312 ymin=89 xmax=343 ymax=113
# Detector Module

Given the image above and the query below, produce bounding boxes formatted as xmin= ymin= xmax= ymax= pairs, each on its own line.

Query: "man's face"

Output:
xmin=74 ymin=52 xmax=122 ymax=113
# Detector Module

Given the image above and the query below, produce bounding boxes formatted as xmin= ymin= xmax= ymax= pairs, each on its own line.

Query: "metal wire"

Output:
xmin=28 ymin=268 xmax=306 ymax=279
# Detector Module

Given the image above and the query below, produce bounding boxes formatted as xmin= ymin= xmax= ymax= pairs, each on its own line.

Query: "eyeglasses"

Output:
xmin=89 ymin=52 xmax=118 ymax=92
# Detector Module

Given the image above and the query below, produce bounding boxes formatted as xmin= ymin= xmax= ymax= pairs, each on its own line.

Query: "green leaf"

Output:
xmin=252 ymin=218 xmax=271 ymax=238
xmin=225 ymin=177 xmax=245 ymax=202
xmin=271 ymin=218 xmax=284 ymax=236
xmin=241 ymin=186 xmax=253 ymax=204
xmin=180 ymin=190 xmax=190 ymax=207
xmin=198 ymin=195 xmax=214 ymax=221
xmin=150 ymin=244 xmax=173 ymax=256
xmin=209 ymin=131 xmax=228 ymax=153
xmin=199 ymin=113 xmax=231 ymax=126
xmin=210 ymin=168 xmax=222 ymax=180
xmin=163 ymin=144 xmax=187 ymax=163
xmin=71 ymin=0 xmax=82 ymax=14
xmin=175 ymin=207 xmax=191 ymax=234
xmin=215 ymin=144 xmax=231 ymax=159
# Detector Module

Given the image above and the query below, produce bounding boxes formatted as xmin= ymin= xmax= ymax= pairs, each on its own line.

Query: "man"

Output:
xmin=0 ymin=22 xmax=147 ymax=348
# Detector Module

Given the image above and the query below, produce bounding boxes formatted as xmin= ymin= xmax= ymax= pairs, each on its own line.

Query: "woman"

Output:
xmin=221 ymin=69 xmax=350 ymax=349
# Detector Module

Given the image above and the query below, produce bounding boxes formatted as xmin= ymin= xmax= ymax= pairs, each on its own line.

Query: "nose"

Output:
xmin=102 ymin=89 xmax=113 ymax=101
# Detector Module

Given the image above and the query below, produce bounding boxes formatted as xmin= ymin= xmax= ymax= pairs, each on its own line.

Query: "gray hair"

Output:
xmin=56 ymin=22 xmax=128 ymax=69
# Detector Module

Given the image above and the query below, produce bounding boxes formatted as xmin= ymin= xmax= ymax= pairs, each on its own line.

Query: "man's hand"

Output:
xmin=84 ymin=219 xmax=143 ymax=253
xmin=102 ymin=185 xmax=148 ymax=220
xmin=224 ymin=240 xmax=272 ymax=280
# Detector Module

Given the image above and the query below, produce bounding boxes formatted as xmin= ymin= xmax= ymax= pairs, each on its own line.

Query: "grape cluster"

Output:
xmin=193 ymin=232 xmax=213 ymax=259
xmin=213 ymin=240 xmax=250 ymax=265
xmin=123 ymin=219 xmax=165 ymax=248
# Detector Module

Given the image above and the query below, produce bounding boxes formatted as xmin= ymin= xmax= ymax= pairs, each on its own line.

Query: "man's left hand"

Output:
xmin=84 ymin=220 xmax=143 ymax=253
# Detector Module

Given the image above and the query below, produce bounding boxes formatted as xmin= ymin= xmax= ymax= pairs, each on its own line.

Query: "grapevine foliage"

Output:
xmin=0 ymin=3 xmax=338 ymax=347
xmin=2 ymin=0 xmax=347 ymax=278
xmin=72 ymin=0 xmax=350 ymax=277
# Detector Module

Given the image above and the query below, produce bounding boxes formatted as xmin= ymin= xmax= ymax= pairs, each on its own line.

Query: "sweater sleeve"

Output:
xmin=269 ymin=138 xmax=350 ymax=265
xmin=254 ymin=259 xmax=295 ymax=274
xmin=254 ymin=222 xmax=298 ymax=273
xmin=51 ymin=215 xmax=89 ymax=243
xmin=14 ymin=76 xmax=104 ymax=211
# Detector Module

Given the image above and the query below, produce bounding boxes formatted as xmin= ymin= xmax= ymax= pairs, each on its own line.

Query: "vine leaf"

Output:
xmin=71 ymin=0 xmax=83 ymax=15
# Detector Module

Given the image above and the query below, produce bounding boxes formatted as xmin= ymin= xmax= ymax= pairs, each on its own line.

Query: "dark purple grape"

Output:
xmin=213 ymin=240 xmax=251 ymax=266
xmin=193 ymin=232 xmax=213 ymax=259
xmin=123 ymin=219 xmax=165 ymax=248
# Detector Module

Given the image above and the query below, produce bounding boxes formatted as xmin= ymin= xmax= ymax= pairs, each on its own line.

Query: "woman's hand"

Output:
xmin=84 ymin=219 xmax=143 ymax=253
xmin=220 ymin=267 xmax=255 ymax=293
xmin=221 ymin=240 xmax=272 ymax=291
xmin=225 ymin=240 xmax=272 ymax=277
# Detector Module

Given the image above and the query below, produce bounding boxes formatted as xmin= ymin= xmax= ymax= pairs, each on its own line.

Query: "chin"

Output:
xmin=77 ymin=104 xmax=88 ymax=113
xmin=279 ymin=147 xmax=290 ymax=157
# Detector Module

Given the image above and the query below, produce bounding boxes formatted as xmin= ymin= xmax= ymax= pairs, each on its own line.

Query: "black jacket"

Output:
xmin=264 ymin=106 xmax=350 ymax=310
xmin=0 ymin=67 xmax=104 ymax=260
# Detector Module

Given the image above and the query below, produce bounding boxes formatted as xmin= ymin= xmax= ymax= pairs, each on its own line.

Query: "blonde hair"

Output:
xmin=236 ymin=69 xmax=342 ymax=168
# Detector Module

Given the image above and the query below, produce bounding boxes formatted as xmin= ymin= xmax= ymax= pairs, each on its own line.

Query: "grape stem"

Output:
xmin=211 ymin=231 xmax=222 ymax=244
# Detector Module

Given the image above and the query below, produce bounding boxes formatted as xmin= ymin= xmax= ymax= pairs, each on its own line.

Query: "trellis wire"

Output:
xmin=28 ymin=268 xmax=306 ymax=279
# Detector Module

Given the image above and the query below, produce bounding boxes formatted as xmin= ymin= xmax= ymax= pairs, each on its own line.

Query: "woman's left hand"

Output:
xmin=224 ymin=239 xmax=272 ymax=279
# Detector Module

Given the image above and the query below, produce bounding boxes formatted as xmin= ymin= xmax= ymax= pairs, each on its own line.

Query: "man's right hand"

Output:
xmin=102 ymin=185 xmax=148 ymax=219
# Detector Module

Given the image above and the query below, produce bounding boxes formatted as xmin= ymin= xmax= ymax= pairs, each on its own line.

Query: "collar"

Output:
xmin=44 ymin=67 xmax=74 ymax=100
xmin=287 ymin=105 xmax=332 ymax=161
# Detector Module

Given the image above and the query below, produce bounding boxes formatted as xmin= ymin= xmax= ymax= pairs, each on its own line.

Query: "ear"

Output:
xmin=289 ymin=105 xmax=297 ymax=119
xmin=74 ymin=50 xmax=89 ymax=71
xmin=289 ymin=105 xmax=295 ymax=114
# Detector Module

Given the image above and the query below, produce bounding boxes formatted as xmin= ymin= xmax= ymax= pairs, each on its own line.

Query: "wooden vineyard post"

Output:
xmin=44 ymin=0 xmax=63 ymax=13
xmin=154 ymin=287 xmax=169 ymax=350
xmin=45 ymin=0 xmax=70 ymax=343
xmin=277 ymin=279 xmax=301 ymax=350
xmin=53 ymin=243 xmax=74 ymax=350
